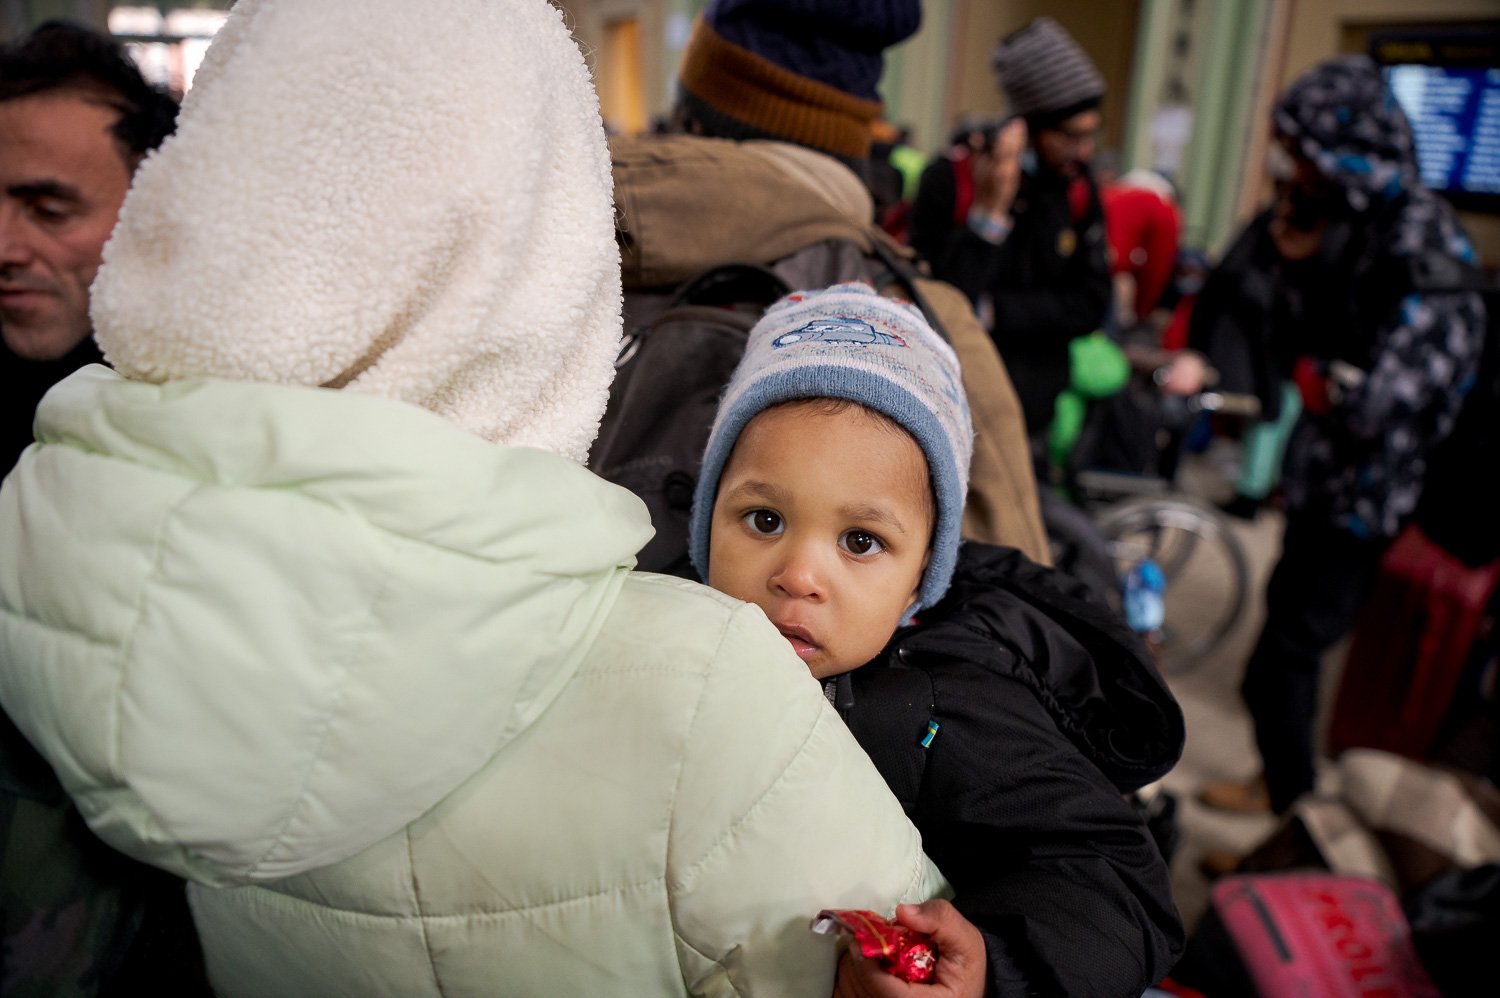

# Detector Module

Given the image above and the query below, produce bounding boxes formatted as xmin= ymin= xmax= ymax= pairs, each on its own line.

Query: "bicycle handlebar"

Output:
xmin=1121 ymin=342 xmax=1263 ymax=419
xmin=1192 ymin=390 xmax=1261 ymax=418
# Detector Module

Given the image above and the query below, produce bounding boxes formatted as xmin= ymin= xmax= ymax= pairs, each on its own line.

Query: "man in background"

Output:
xmin=0 ymin=20 xmax=178 ymax=478
xmin=0 ymin=21 xmax=193 ymax=995
xmin=910 ymin=16 xmax=1112 ymax=469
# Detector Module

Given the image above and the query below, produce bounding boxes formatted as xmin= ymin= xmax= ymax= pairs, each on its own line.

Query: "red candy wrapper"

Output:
xmin=809 ymin=908 xmax=938 ymax=983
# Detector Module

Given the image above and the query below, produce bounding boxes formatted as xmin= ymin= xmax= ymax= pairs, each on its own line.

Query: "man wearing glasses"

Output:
xmin=910 ymin=17 xmax=1112 ymax=474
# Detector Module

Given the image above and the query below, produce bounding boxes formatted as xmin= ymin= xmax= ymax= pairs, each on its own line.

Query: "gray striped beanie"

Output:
xmin=689 ymin=282 xmax=973 ymax=617
xmin=991 ymin=17 xmax=1104 ymax=125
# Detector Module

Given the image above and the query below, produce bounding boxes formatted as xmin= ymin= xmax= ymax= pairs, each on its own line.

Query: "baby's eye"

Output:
xmin=743 ymin=509 xmax=783 ymax=536
xmin=840 ymin=529 xmax=885 ymax=557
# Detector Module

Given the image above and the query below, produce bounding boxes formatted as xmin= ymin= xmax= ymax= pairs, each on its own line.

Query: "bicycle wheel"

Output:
xmin=1039 ymin=488 xmax=1124 ymax=617
xmin=1094 ymin=496 xmax=1251 ymax=674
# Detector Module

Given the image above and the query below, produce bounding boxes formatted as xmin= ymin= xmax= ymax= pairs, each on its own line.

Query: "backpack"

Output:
xmin=588 ymin=239 xmax=955 ymax=579
xmin=1408 ymin=254 xmax=1500 ymax=568
xmin=596 ymin=133 xmax=1050 ymax=572
xmin=588 ymin=264 xmax=789 ymax=578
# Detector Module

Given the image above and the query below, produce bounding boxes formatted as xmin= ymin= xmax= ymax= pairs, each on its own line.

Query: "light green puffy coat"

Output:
xmin=0 ymin=368 xmax=946 ymax=996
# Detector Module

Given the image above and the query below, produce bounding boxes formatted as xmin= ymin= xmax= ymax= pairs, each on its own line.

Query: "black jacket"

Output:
xmin=909 ymin=159 xmax=1111 ymax=434
xmin=838 ymin=542 xmax=1185 ymax=997
xmin=2 ymin=335 xmax=105 ymax=480
xmin=1187 ymin=56 xmax=1485 ymax=541
xmin=1187 ymin=200 xmax=1485 ymax=540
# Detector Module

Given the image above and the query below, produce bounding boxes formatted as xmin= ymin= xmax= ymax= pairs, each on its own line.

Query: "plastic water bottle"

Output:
xmin=1123 ymin=559 xmax=1165 ymax=635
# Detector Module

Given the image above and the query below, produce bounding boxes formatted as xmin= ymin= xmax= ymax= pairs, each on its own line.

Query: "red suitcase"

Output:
xmin=1326 ymin=524 xmax=1500 ymax=762
xmin=1211 ymin=872 xmax=1440 ymax=997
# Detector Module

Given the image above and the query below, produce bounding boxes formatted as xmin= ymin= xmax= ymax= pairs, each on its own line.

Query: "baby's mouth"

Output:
xmin=775 ymin=623 xmax=820 ymax=660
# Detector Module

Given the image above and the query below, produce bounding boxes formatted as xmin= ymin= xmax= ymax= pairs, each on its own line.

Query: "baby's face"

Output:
xmin=708 ymin=401 xmax=932 ymax=679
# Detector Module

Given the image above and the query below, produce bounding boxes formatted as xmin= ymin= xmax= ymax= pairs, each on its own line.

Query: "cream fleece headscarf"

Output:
xmin=91 ymin=0 xmax=622 ymax=463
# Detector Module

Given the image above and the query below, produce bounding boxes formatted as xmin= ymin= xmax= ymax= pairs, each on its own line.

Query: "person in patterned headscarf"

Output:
xmin=1186 ymin=56 xmax=1486 ymax=824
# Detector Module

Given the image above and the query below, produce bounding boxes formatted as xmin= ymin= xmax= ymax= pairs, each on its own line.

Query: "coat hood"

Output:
xmin=90 ymin=0 xmax=622 ymax=463
xmin=1271 ymin=55 xmax=1420 ymax=213
xmin=0 ymin=368 xmax=652 ymax=886
xmin=907 ymin=543 xmax=1184 ymax=792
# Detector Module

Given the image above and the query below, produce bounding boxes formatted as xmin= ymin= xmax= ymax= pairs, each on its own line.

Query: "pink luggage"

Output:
xmin=1211 ymin=872 xmax=1440 ymax=997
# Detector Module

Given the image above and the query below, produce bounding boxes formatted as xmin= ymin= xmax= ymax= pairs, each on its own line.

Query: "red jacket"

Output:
xmin=1101 ymin=179 xmax=1181 ymax=322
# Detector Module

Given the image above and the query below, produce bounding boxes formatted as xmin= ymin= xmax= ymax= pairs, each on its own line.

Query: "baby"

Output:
xmin=689 ymin=282 xmax=1186 ymax=995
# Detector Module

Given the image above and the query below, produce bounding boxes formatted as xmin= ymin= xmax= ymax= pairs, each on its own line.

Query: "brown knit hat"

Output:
xmin=677 ymin=0 xmax=921 ymax=160
xmin=991 ymin=17 xmax=1105 ymax=127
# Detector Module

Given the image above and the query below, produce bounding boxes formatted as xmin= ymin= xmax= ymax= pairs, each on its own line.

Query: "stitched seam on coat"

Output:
xmin=213 ymin=479 xmax=609 ymax=569
xmin=677 ymin=937 xmax=743 ymax=997
xmin=569 ymin=664 xmax=706 ymax=682
xmin=661 ymin=611 xmax=720 ymax=984
xmin=674 ymin=710 xmax=824 ymax=888
xmin=226 ymin=874 xmax=669 ymax=921
xmin=670 ymin=610 xmax=825 ymax=893
xmin=107 ymin=485 xmax=203 ymax=856
xmin=248 ymin=538 xmax=403 ymax=873
xmin=661 ymin=608 xmax=751 ymax=997
xmin=404 ymin=824 xmax=446 ymax=996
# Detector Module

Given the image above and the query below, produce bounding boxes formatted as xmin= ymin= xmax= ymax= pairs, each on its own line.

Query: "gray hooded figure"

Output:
xmin=1190 ymin=54 xmax=1487 ymax=817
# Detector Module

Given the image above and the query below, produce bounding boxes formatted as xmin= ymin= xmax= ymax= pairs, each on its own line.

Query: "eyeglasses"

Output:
xmin=1048 ymin=125 xmax=1101 ymax=149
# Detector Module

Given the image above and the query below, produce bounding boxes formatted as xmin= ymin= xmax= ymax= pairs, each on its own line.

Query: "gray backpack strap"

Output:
xmin=865 ymin=234 xmax=951 ymax=345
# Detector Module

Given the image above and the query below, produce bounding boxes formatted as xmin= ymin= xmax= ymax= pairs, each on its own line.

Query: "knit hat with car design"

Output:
xmin=689 ymin=282 xmax=973 ymax=616
xmin=676 ymin=0 xmax=921 ymax=160
xmin=991 ymin=16 xmax=1105 ymax=129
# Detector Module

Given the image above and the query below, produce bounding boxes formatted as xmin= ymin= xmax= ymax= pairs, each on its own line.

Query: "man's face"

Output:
xmin=0 ymin=93 xmax=133 ymax=360
xmin=707 ymin=401 xmax=932 ymax=680
xmin=1034 ymin=108 xmax=1101 ymax=179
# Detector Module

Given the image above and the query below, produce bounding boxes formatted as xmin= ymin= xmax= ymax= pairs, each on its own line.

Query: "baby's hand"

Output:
xmin=831 ymin=901 xmax=986 ymax=998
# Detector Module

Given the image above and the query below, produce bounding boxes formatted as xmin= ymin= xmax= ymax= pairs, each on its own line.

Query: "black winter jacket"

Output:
xmin=837 ymin=542 xmax=1185 ymax=997
xmin=1188 ymin=57 xmax=1485 ymax=540
xmin=908 ymin=159 xmax=1111 ymax=435
xmin=2 ymin=334 xmax=105 ymax=480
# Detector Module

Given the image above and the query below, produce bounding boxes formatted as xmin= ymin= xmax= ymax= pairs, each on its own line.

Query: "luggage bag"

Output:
xmin=1326 ymin=523 xmax=1500 ymax=763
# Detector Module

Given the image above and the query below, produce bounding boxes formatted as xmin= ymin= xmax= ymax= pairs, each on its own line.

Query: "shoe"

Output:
xmin=1196 ymin=774 xmax=1271 ymax=814
xmin=1198 ymin=849 xmax=1245 ymax=880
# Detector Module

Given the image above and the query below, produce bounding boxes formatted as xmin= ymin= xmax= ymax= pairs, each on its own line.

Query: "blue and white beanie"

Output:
xmin=689 ymin=282 xmax=974 ymax=616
